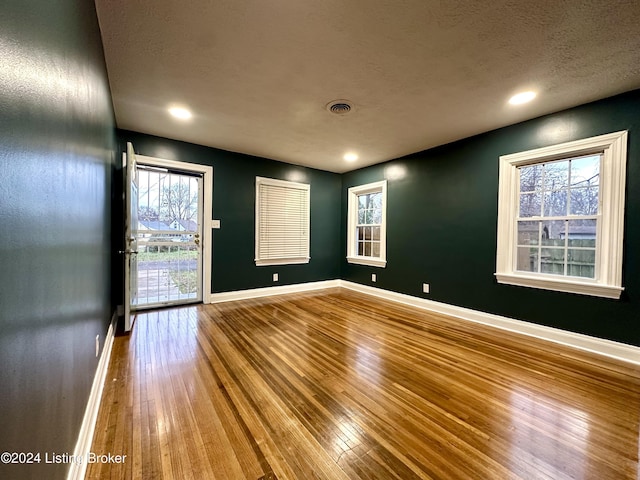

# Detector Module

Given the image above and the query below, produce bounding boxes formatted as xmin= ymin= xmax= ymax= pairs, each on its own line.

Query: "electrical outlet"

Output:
xmin=422 ymin=283 xmax=430 ymax=294
xmin=95 ymin=335 xmax=100 ymax=357
xmin=273 ymin=273 xmax=279 ymax=282
xmin=371 ymin=273 xmax=377 ymax=282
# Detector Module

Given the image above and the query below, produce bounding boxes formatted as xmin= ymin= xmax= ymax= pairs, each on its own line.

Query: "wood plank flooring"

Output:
xmin=87 ymin=288 xmax=640 ymax=479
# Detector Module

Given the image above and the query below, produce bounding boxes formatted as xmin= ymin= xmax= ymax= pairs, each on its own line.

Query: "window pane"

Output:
xmin=519 ymin=164 xmax=543 ymax=193
xmin=369 ymin=192 xmax=382 ymax=207
xmin=371 ymin=226 xmax=380 ymax=241
xmin=568 ymin=249 xmax=596 ymax=279
xmin=357 ymin=226 xmax=365 ymax=241
xmin=543 ymin=190 xmax=568 ymax=217
xmin=517 ymin=221 xmax=539 ymax=245
xmin=357 ymin=242 xmax=364 ymax=256
xmin=541 ymin=248 xmax=565 ymax=275
xmin=364 ymin=242 xmax=372 ymax=256
xmin=371 ymin=207 xmax=382 ymax=224
xmin=570 ymin=187 xmax=598 ymax=215
xmin=356 ymin=194 xmax=382 ymax=225
xmin=372 ymin=242 xmax=380 ymax=257
xmin=517 ymin=247 xmax=538 ymax=273
xmin=571 ymin=155 xmax=600 ymax=187
xmin=364 ymin=226 xmax=371 ymax=240
xmin=544 ymin=160 xmax=569 ymax=190
xmin=519 ymin=192 xmax=541 ymax=217
xmin=567 ymin=219 xmax=596 ymax=248
xmin=541 ymin=220 xmax=565 ymax=246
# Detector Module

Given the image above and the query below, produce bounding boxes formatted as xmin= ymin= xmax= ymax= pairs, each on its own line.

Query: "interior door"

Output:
xmin=123 ymin=142 xmax=139 ymax=331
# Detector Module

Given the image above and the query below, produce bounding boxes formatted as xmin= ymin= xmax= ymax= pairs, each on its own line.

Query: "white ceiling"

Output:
xmin=95 ymin=0 xmax=640 ymax=173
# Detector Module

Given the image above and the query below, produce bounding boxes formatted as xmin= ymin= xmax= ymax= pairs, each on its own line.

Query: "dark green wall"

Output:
xmin=121 ymin=92 xmax=639 ymax=347
xmin=0 ymin=1 xmax=115 ymax=479
xmin=342 ymin=90 xmax=640 ymax=347
xmin=117 ymin=130 xmax=342 ymax=294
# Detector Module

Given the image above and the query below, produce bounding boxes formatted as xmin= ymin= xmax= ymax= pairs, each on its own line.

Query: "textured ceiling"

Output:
xmin=95 ymin=0 xmax=640 ymax=173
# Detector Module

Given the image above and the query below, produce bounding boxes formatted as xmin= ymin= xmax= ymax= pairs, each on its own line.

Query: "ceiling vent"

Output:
xmin=326 ymin=100 xmax=353 ymax=115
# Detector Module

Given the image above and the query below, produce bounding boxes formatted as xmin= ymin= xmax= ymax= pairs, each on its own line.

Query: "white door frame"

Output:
xmin=135 ymin=154 xmax=213 ymax=305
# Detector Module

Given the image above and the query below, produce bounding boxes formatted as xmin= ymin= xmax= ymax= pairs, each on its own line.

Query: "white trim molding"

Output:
xmin=494 ymin=272 xmax=623 ymax=299
xmin=67 ymin=313 xmax=117 ymax=480
xmin=209 ymin=280 xmax=341 ymax=303
xmin=207 ymin=279 xmax=639 ymax=365
xmin=495 ymin=130 xmax=628 ymax=299
xmin=346 ymin=255 xmax=387 ymax=267
xmin=340 ymin=281 xmax=639 ymax=366
xmin=346 ymin=180 xmax=387 ymax=268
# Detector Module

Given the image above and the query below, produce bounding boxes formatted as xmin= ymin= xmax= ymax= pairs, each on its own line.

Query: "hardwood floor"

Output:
xmin=87 ymin=288 xmax=640 ymax=479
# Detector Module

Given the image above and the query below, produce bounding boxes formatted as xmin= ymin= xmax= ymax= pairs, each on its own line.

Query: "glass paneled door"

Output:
xmin=134 ymin=163 xmax=204 ymax=309
xmin=123 ymin=142 xmax=139 ymax=331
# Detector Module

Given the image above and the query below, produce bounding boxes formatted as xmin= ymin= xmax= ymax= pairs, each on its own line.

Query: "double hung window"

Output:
xmin=347 ymin=180 xmax=387 ymax=267
xmin=495 ymin=131 xmax=627 ymax=299
xmin=516 ymin=154 xmax=600 ymax=279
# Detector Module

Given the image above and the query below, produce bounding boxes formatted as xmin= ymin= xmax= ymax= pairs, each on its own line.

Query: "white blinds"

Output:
xmin=255 ymin=177 xmax=310 ymax=265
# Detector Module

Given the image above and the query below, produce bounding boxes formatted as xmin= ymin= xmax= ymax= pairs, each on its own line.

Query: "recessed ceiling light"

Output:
xmin=168 ymin=106 xmax=192 ymax=120
xmin=508 ymin=91 xmax=537 ymax=105
xmin=344 ymin=152 xmax=359 ymax=162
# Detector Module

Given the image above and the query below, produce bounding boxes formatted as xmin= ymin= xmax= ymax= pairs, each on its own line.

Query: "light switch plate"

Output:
xmin=212 ymin=219 xmax=221 ymax=229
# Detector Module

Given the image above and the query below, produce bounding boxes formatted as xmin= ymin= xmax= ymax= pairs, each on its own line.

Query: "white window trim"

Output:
xmin=495 ymin=130 xmax=627 ymax=299
xmin=255 ymin=176 xmax=310 ymax=267
xmin=347 ymin=180 xmax=387 ymax=268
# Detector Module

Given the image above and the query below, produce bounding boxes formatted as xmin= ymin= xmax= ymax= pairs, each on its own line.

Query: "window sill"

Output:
xmin=347 ymin=256 xmax=387 ymax=268
xmin=495 ymin=272 xmax=623 ymax=299
xmin=256 ymin=257 xmax=310 ymax=266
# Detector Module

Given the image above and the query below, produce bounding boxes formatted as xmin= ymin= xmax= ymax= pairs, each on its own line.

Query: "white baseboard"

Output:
xmin=340 ymin=281 xmax=640 ymax=366
xmin=67 ymin=312 xmax=117 ymax=480
xmin=209 ymin=279 xmax=341 ymax=303
xmin=209 ymin=279 xmax=638 ymax=365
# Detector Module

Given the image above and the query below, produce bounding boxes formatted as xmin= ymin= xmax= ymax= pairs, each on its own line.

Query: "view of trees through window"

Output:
xmin=356 ymin=192 xmax=382 ymax=257
xmin=138 ymin=172 xmax=198 ymax=224
xmin=516 ymin=154 xmax=600 ymax=278
xmin=135 ymin=167 xmax=200 ymax=304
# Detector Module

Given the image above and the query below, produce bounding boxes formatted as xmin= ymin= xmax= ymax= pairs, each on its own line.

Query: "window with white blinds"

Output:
xmin=255 ymin=177 xmax=310 ymax=266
